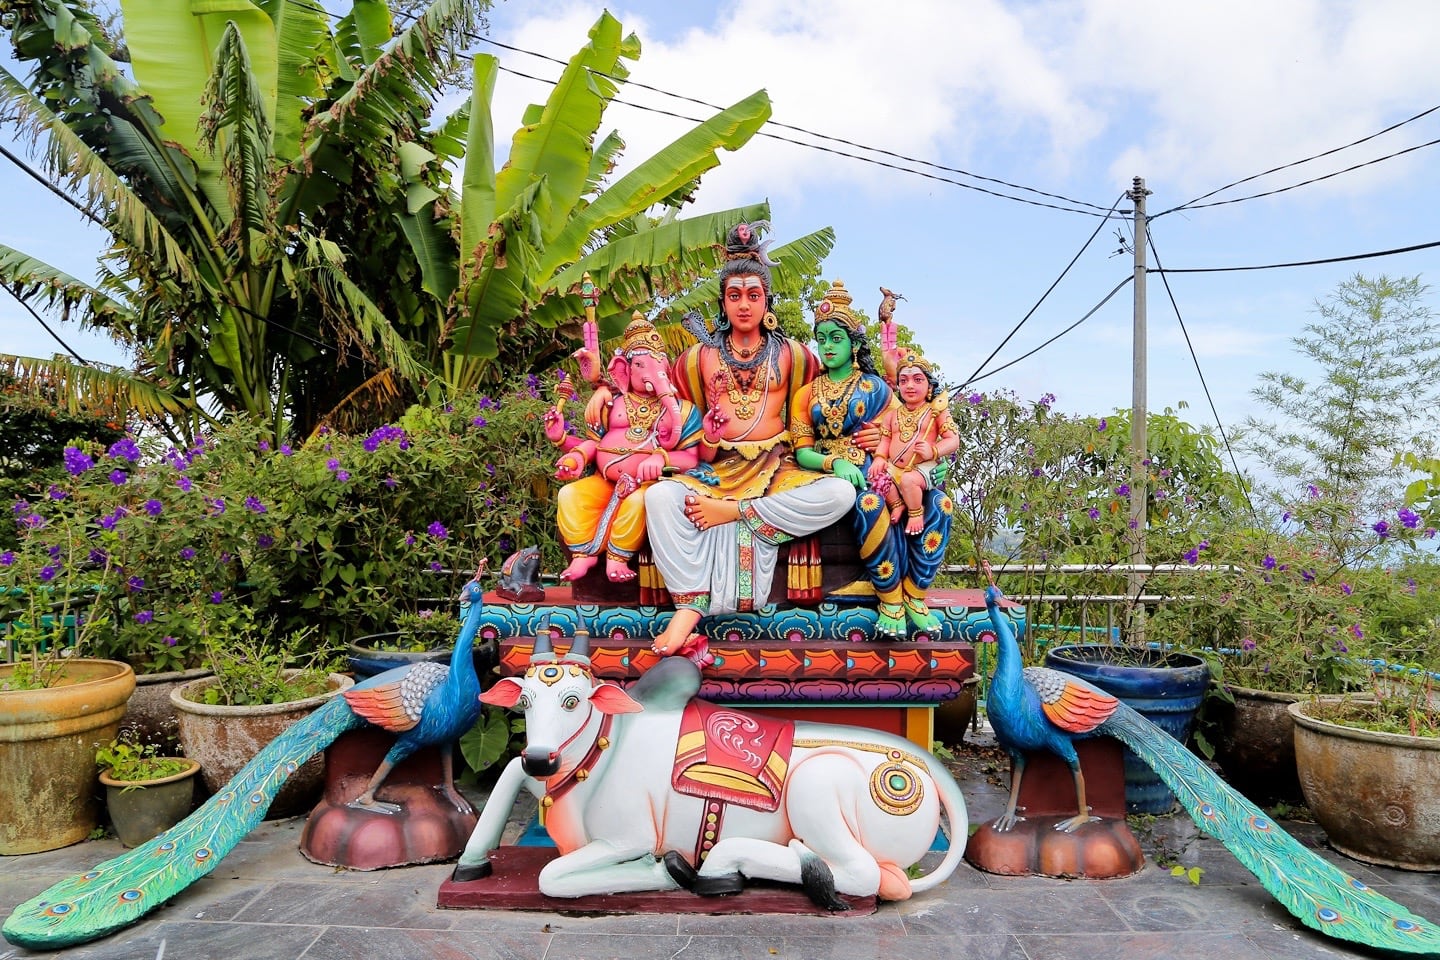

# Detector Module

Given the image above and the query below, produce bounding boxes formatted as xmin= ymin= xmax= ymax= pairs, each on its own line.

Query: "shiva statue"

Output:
xmin=546 ymin=313 xmax=704 ymax=583
xmin=643 ymin=222 xmax=854 ymax=655
xmin=791 ymin=281 xmax=954 ymax=640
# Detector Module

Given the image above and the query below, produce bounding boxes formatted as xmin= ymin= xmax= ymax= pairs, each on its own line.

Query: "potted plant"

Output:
xmin=171 ymin=610 xmax=351 ymax=818
xmin=1290 ymin=663 xmax=1440 ymax=870
xmin=347 ymin=608 xmax=459 ymax=678
xmin=94 ymin=735 xmax=200 ymax=847
xmin=1 ymin=508 xmax=136 ymax=854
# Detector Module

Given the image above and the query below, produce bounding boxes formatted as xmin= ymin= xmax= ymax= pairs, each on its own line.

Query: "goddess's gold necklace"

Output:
xmin=811 ymin=370 xmax=861 ymax=437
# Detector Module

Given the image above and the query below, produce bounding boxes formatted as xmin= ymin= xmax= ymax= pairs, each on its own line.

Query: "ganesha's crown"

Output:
xmin=620 ymin=312 xmax=668 ymax=360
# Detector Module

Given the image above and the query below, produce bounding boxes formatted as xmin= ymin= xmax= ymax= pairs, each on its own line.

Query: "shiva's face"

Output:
xmin=723 ymin=276 xmax=767 ymax=334
xmin=814 ymin=321 xmax=854 ymax=373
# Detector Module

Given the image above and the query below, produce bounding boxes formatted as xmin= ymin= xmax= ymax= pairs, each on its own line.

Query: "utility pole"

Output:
xmin=1127 ymin=176 xmax=1151 ymax=645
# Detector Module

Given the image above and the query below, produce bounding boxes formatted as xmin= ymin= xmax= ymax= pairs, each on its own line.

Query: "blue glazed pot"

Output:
xmin=346 ymin=632 xmax=497 ymax=681
xmin=1043 ymin=644 xmax=1211 ymax=814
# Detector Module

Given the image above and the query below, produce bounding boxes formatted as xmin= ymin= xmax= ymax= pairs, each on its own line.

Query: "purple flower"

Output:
xmin=1350 ymin=623 xmax=1364 ymax=640
xmin=336 ymin=470 xmax=350 ymax=483
xmin=244 ymin=496 xmax=266 ymax=514
xmin=1426 ymin=527 xmax=1437 ymax=540
xmin=1373 ymin=520 xmax=1390 ymax=539
xmin=258 ymin=440 xmax=270 ymax=452
xmin=177 ymin=475 xmax=193 ymax=492
xmin=405 ymin=533 xmax=417 ymax=547
xmin=257 ymin=534 xmax=274 ymax=549
xmin=1183 ymin=547 xmax=1200 ymax=564
xmin=967 ymin=392 xmax=983 ymax=405
xmin=1262 ymin=554 xmax=1276 ymax=570
xmin=1087 ymin=507 xmax=1100 ymax=521
xmin=163 ymin=636 xmax=178 ymax=647
xmin=1407 ymin=577 xmax=1418 ymax=596
xmin=429 ymin=561 xmax=443 ymax=572
xmin=127 ymin=576 xmax=145 ymax=591
xmin=144 ymin=499 xmax=163 ymax=517
xmin=280 ymin=443 xmax=293 ymax=456
xmin=1096 ymin=417 xmax=1107 ymax=432
xmin=1340 ymin=582 xmax=1352 ymax=595
xmin=1398 ymin=507 xmax=1420 ymax=529
xmin=1127 ymin=518 xmax=1138 ymax=530
xmin=1115 ymin=484 xmax=1129 ymax=497
xmin=1281 ymin=511 xmax=1291 ymax=522
xmin=179 ymin=547 xmax=196 ymax=561
xmin=1154 ymin=489 xmax=1168 ymax=501
xmin=1301 ymin=569 xmax=1315 ymax=582
xmin=40 ymin=565 xmax=58 ymax=582
xmin=210 ymin=591 xmax=224 ymax=604
xmin=108 ymin=438 xmax=141 ymax=462
xmin=427 ymin=522 xmax=448 ymax=539
xmin=47 ymin=485 xmax=66 ymax=501
xmin=12 ymin=499 xmax=29 ymax=516
xmin=109 ymin=469 xmax=128 ymax=486
xmin=133 ymin=610 xmax=154 ymax=624
xmin=1240 ymin=638 xmax=1256 ymax=651
xmin=88 ymin=549 xmax=108 ymax=565
xmin=63 ymin=446 xmax=94 ymax=476
xmin=47 ymin=544 xmax=61 ymax=560
xmin=20 ymin=513 xmax=44 ymax=529
xmin=1039 ymin=393 xmax=1055 ymax=408
xmin=471 ymin=415 xmax=488 ymax=428
xmin=1307 ymin=483 xmax=1319 ymax=499
xmin=326 ymin=458 xmax=340 ymax=472
xmin=1335 ymin=640 xmax=1349 ymax=654
xmin=383 ymin=476 xmax=398 ymax=490
xmin=0 ymin=551 xmax=14 ymax=566
xmin=477 ymin=395 xmax=496 ymax=411
xmin=209 ymin=498 xmax=226 ymax=515
xmin=219 ymin=552 xmax=232 ymax=565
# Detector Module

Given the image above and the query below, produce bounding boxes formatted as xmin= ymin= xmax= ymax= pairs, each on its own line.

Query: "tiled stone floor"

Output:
xmin=3 ymin=724 xmax=1437 ymax=959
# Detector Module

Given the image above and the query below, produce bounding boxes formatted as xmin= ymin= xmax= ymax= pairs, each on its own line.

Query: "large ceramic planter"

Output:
xmin=123 ymin=666 xmax=213 ymax=748
xmin=1043 ymin=644 xmax=1210 ymax=814
xmin=0 ymin=659 xmax=136 ymax=854
xmin=100 ymin=757 xmax=201 ymax=847
xmin=171 ymin=671 xmax=353 ymax=819
xmin=1207 ymin=684 xmax=1314 ymax=806
xmin=346 ymin=631 xmax=496 ymax=681
xmin=1289 ymin=699 xmax=1440 ymax=871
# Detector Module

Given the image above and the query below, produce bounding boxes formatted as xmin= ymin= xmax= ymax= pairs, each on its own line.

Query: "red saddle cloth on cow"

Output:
xmin=672 ymin=700 xmax=794 ymax=812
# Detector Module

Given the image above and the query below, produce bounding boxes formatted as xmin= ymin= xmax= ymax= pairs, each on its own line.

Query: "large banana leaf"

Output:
xmin=535 ymin=204 xmax=770 ymax=337
xmin=119 ymin=0 xmax=280 ymax=225
xmin=0 ymin=66 xmax=205 ymax=292
xmin=449 ymin=180 xmax=550 ymax=359
xmin=254 ymin=0 xmax=329 ymax=159
xmin=200 ymin=23 xmax=275 ymax=242
xmin=492 ymin=11 xmax=637 ymax=245
xmin=0 ymin=355 xmax=192 ymax=420
xmin=0 ymin=244 xmax=136 ymax=327
xmin=459 ymin=55 xmax=499 ymax=266
xmin=536 ymin=90 xmax=772 ymax=279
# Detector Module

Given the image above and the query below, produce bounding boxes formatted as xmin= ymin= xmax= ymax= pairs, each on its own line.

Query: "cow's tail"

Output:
xmin=907 ymin=755 xmax=969 ymax=893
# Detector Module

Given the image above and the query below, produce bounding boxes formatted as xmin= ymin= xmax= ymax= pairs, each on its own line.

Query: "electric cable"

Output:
xmin=959 ymin=191 xmax=1129 ymax=387
xmin=1153 ymin=239 xmax=1440 ymax=274
xmin=1158 ymin=102 xmax=1440 ymax=216
xmin=962 ymin=274 xmax=1133 ymax=386
xmin=1144 ymin=230 xmax=1258 ymax=523
xmin=1155 ymin=136 xmax=1440 ymax=216
xmin=0 ymin=141 xmax=106 ymax=228
xmin=2 ymin=284 xmax=92 ymax=365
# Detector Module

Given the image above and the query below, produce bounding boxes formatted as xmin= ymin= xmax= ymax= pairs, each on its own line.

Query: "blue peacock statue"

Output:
xmin=3 ymin=564 xmax=493 ymax=951
xmin=981 ymin=583 xmax=1440 ymax=955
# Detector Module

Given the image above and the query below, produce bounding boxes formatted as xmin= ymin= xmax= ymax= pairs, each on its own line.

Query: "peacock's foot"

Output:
xmin=993 ymin=810 xmax=1026 ymax=832
xmin=1054 ymin=813 xmax=1100 ymax=833
xmin=559 ymin=554 xmax=599 ymax=581
xmin=347 ymin=797 xmax=402 ymax=815
xmin=451 ymin=859 xmax=493 ymax=883
xmin=438 ymin=784 xmax=470 ymax=813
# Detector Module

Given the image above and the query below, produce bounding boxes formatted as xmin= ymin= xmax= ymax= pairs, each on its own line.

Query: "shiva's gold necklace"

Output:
xmin=811 ymin=369 xmax=861 ymax=437
xmin=725 ymin=363 xmax=769 ymax=421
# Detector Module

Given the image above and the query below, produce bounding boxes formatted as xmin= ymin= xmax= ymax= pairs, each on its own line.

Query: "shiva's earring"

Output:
xmin=762 ymin=311 xmax=778 ymax=331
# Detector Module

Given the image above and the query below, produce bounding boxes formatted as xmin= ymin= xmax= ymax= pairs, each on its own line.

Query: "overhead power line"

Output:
xmin=1161 ymin=102 xmax=1439 ymax=215
xmin=964 ymin=275 xmax=1134 ymax=386
xmin=1153 ymin=239 xmax=1440 ymax=274
xmin=2 ymin=285 xmax=92 ymax=365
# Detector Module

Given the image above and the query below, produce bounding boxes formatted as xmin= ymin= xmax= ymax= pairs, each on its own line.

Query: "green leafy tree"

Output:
xmin=1244 ymin=274 xmax=1440 ymax=561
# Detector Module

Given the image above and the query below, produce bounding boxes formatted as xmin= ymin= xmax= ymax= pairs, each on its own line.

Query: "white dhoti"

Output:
xmin=643 ymin=476 xmax=853 ymax=614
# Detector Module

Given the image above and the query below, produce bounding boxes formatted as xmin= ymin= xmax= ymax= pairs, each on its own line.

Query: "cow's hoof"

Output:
xmin=451 ymin=860 xmax=493 ymax=882
xmin=663 ymin=851 xmax=698 ymax=890
xmin=693 ymin=872 xmax=744 ymax=897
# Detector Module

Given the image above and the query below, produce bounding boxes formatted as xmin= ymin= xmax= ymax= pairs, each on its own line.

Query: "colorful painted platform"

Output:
xmin=481 ymin=587 xmax=1020 ymax=750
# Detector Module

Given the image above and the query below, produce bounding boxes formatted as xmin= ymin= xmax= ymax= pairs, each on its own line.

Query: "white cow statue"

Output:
xmin=453 ymin=630 xmax=968 ymax=908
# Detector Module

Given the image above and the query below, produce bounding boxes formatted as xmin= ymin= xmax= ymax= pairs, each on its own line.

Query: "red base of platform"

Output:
xmin=438 ymin=846 xmax=876 ymax=916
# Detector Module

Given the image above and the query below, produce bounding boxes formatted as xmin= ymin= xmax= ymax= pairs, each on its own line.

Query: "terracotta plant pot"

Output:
xmin=100 ymin=757 xmax=201 ymax=847
xmin=1207 ymin=684 xmax=1312 ymax=805
xmin=1043 ymin=644 xmax=1210 ymax=814
xmin=0 ymin=659 xmax=136 ymax=854
xmin=170 ymin=671 xmax=353 ymax=819
xmin=122 ymin=666 xmax=213 ymax=749
xmin=1290 ymin=699 xmax=1440 ymax=871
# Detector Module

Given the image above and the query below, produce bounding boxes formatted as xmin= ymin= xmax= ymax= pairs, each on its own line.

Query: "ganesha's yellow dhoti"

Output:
xmin=556 ymin=474 xmax=649 ymax=561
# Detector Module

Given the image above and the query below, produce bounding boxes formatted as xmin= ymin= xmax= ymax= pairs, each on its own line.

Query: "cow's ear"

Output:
xmin=589 ymin=681 xmax=643 ymax=715
xmin=480 ymin=677 xmax=524 ymax=708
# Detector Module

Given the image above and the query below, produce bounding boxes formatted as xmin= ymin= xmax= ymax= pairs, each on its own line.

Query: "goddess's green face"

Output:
xmin=814 ymin=321 xmax=854 ymax=372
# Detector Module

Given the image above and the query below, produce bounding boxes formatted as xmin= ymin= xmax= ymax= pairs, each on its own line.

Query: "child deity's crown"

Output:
xmin=814 ymin=279 xmax=863 ymax=333
xmin=620 ymin=312 xmax=667 ymax=358
xmin=895 ymin=348 xmax=938 ymax=377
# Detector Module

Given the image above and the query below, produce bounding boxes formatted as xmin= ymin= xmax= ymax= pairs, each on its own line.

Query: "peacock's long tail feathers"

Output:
xmin=1102 ymin=703 xmax=1440 ymax=956
xmin=2 ymin=697 xmax=364 ymax=951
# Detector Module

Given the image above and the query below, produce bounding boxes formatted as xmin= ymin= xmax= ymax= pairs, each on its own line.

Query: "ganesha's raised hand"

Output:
xmin=554 ymin=451 xmax=584 ymax=481
xmin=573 ymin=320 xmax=603 ymax=385
xmin=881 ymin=321 xmax=898 ymax=355
xmin=542 ymin=408 xmax=567 ymax=445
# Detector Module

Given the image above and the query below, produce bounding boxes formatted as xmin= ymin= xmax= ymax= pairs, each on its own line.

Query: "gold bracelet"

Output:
xmin=658 ymin=448 xmax=671 ymax=467
xmin=822 ymin=454 xmax=839 ymax=472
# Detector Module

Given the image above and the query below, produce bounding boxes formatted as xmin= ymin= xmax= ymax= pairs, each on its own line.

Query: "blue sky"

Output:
xmin=4 ymin=0 xmax=1439 ymax=472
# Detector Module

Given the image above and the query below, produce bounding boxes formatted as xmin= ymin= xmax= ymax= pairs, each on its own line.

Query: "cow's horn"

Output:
xmin=530 ymin=615 xmax=556 ymax=663
xmin=566 ymin=628 xmax=592 ymax=665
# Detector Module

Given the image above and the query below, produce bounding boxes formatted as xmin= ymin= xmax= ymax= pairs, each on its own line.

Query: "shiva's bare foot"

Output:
xmin=559 ymin=554 xmax=599 ymax=581
xmin=653 ymin=608 xmax=703 ymax=656
xmin=683 ymin=493 xmax=740 ymax=530
xmin=606 ymin=556 xmax=637 ymax=581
